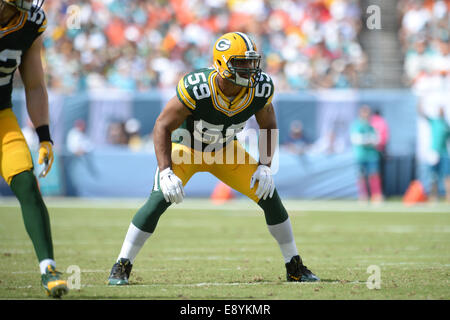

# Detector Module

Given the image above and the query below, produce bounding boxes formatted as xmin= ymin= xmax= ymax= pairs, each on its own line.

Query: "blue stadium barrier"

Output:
xmin=1 ymin=89 xmax=419 ymax=199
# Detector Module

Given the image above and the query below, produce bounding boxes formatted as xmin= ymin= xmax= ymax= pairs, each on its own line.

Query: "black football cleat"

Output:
xmin=285 ymin=255 xmax=320 ymax=282
xmin=108 ymin=258 xmax=133 ymax=285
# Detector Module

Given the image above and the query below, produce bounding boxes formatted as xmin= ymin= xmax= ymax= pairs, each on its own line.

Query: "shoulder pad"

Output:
xmin=258 ymin=72 xmax=273 ymax=84
xmin=176 ymin=69 xmax=212 ymax=110
xmin=255 ymin=72 xmax=275 ymax=105
xmin=27 ymin=8 xmax=47 ymax=33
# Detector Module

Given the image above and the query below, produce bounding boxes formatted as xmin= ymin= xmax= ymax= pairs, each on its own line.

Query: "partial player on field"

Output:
xmin=0 ymin=0 xmax=68 ymax=298
xmin=108 ymin=32 xmax=320 ymax=285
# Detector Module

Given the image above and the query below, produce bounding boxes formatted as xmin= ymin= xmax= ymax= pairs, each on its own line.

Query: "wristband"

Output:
xmin=35 ymin=125 xmax=53 ymax=144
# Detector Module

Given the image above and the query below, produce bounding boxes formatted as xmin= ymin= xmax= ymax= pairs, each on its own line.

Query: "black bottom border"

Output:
xmin=2 ymin=299 xmax=447 ymax=318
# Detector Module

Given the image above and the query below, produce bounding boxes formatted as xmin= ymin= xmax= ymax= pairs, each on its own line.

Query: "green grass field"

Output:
xmin=0 ymin=198 xmax=449 ymax=300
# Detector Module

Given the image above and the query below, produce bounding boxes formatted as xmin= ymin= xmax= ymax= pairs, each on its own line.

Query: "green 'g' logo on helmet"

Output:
xmin=215 ymin=39 xmax=231 ymax=51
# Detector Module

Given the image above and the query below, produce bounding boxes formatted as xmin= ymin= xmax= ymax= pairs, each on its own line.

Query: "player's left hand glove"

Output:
xmin=38 ymin=141 xmax=54 ymax=178
xmin=250 ymin=165 xmax=275 ymax=200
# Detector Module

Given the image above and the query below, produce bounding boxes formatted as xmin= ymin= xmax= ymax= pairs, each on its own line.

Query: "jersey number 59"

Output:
xmin=187 ymin=72 xmax=211 ymax=100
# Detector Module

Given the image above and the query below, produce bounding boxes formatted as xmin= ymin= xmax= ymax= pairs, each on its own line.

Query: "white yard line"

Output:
xmin=9 ymin=261 xmax=450 ymax=275
xmin=3 ymin=280 xmax=367 ymax=290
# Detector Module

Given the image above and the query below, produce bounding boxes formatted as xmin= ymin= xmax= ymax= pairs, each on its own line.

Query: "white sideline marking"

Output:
xmin=0 ymin=197 xmax=449 ymax=213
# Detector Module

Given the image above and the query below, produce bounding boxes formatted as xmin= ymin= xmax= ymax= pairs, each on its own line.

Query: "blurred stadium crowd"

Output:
xmin=19 ymin=0 xmax=368 ymax=93
xmin=5 ymin=0 xmax=449 ymax=200
xmin=399 ymin=0 xmax=450 ymax=91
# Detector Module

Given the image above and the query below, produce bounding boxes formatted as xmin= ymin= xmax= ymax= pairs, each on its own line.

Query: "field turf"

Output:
xmin=0 ymin=198 xmax=449 ymax=300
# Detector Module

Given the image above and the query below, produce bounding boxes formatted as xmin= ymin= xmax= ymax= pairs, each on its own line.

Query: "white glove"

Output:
xmin=250 ymin=165 xmax=275 ymax=200
xmin=159 ymin=168 xmax=185 ymax=204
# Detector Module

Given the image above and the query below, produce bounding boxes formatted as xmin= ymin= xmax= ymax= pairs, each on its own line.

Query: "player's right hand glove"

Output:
xmin=159 ymin=168 xmax=185 ymax=204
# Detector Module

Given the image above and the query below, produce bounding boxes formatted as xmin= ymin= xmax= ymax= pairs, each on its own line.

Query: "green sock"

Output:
xmin=10 ymin=170 xmax=54 ymax=262
xmin=258 ymin=188 xmax=289 ymax=225
xmin=132 ymin=190 xmax=171 ymax=233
